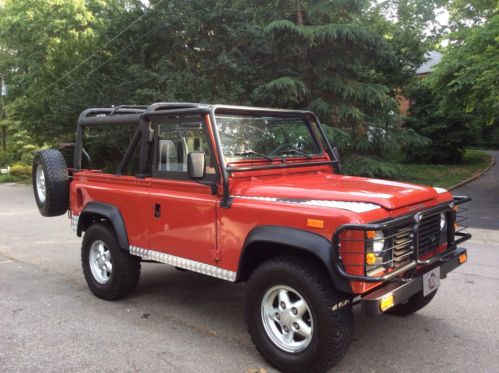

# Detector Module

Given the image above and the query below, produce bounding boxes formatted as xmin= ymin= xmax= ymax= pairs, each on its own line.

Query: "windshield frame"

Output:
xmin=207 ymin=105 xmax=339 ymax=207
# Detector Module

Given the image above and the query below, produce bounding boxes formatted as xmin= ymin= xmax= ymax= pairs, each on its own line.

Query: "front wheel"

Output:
xmin=245 ymin=257 xmax=352 ymax=373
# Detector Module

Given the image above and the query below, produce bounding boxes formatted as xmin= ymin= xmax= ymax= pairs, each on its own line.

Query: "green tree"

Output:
xmin=250 ymin=0 xmax=429 ymax=176
xmin=431 ymin=12 xmax=498 ymax=131
xmin=0 ymin=0 xmax=441 ymax=175
xmin=405 ymin=80 xmax=475 ymax=162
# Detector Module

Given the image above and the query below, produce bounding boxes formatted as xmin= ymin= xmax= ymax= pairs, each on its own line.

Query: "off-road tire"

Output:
xmin=32 ymin=149 xmax=69 ymax=217
xmin=386 ymin=290 xmax=437 ymax=316
xmin=82 ymin=223 xmax=141 ymax=300
xmin=245 ymin=256 xmax=353 ymax=373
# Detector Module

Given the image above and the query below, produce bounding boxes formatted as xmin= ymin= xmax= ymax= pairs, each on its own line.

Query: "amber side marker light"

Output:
xmin=380 ymin=294 xmax=394 ymax=312
xmin=307 ymin=219 xmax=324 ymax=229
xmin=459 ymin=253 xmax=467 ymax=264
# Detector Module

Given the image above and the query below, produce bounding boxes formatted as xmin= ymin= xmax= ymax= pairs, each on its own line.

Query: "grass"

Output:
xmin=395 ymin=149 xmax=492 ymax=188
xmin=0 ymin=174 xmax=20 ymax=183
xmin=0 ymin=172 xmax=31 ymax=184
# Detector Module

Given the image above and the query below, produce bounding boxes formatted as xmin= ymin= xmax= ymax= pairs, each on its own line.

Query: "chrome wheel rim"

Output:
xmin=36 ymin=165 xmax=46 ymax=203
xmin=89 ymin=240 xmax=112 ymax=284
xmin=261 ymin=285 xmax=314 ymax=353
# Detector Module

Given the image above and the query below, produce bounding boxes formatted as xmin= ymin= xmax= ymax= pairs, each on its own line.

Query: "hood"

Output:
xmin=231 ymin=173 xmax=439 ymax=210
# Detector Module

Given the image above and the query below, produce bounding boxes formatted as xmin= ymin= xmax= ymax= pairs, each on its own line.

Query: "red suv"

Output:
xmin=33 ymin=103 xmax=471 ymax=372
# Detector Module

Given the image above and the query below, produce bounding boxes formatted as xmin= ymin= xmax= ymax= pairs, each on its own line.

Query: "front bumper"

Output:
xmin=361 ymin=246 xmax=467 ymax=316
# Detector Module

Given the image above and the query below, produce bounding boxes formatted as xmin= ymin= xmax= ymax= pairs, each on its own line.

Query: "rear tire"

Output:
xmin=386 ymin=290 xmax=437 ymax=316
xmin=82 ymin=223 xmax=141 ymax=300
xmin=245 ymin=256 xmax=352 ymax=373
xmin=32 ymin=149 xmax=69 ymax=217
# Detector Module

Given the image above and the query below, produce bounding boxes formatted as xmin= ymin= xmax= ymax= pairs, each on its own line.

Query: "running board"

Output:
xmin=129 ymin=246 xmax=237 ymax=282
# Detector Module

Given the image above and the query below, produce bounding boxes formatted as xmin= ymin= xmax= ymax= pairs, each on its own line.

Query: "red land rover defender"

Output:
xmin=33 ymin=103 xmax=471 ymax=372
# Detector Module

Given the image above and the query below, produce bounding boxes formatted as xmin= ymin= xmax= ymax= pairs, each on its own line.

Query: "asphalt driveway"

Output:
xmin=0 ymin=165 xmax=498 ymax=372
xmin=453 ymin=150 xmax=499 ymax=230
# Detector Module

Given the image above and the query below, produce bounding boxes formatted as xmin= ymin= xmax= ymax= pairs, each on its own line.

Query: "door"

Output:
xmin=148 ymin=115 xmax=219 ymax=265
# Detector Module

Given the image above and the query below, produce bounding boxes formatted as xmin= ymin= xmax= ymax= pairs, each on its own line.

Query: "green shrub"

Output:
xmin=0 ymin=174 xmax=18 ymax=183
xmin=0 ymin=150 xmax=14 ymax=168
xmin=9 ymin=163 xmax=32 ymax=178
xmin=342 ymin=155 xmax=401 ymax=179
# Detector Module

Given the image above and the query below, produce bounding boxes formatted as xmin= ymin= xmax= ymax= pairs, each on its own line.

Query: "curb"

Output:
xmin=449 ymin=154 xmax=495 ymax=191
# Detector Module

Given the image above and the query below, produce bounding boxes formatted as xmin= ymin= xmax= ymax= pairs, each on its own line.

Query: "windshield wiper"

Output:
xmin=234 ymin=150 xmax=274 ymax=162
xmin=277 ymin=149 xmax=312 ymax=159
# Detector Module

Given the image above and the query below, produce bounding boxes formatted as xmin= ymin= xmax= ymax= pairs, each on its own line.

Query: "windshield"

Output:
xmin=215 ymin=115 xmax=323 ymax=162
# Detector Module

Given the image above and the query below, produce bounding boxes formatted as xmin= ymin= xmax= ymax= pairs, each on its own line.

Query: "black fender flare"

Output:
xmin=237 ymin=225 xmax=352 ymax=293
xmin=77 ymin=202 xmax=129 ymax=250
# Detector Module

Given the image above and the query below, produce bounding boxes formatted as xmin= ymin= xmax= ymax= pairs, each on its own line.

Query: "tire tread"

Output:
xmin=32 ymin=149 xmax=69 ymax=217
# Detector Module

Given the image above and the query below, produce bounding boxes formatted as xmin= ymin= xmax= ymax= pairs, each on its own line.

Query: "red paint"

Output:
xmin=149 ymin=178 xmax=218 ymax=265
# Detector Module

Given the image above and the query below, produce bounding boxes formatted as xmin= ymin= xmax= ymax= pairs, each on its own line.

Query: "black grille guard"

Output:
xmin=331 ymin=196 xmax=472 ymax=283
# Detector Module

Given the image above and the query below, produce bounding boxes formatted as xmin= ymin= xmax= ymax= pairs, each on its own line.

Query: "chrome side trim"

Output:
xmin=129 ymin=246 xmax=237 ymax=282
xmin=232 ymin=195 xmax=381 ymax=213
xmin=232 ymin=195 xmax=278 ymax=202
xmin=296 ymin=200 xmax=380 ymax=213
xmin=71 ymin=214 xmax=79 ymax=233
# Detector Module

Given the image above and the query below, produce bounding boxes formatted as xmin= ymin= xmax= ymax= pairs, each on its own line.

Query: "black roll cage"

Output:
xmin=73 ymin=102 xmax=340 ymax=208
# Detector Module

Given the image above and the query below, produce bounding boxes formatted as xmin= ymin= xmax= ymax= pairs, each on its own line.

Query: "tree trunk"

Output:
xmin=296 ymin=0 xmax=304 ymax=26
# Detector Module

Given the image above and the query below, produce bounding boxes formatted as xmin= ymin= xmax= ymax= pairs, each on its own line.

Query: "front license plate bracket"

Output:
xmin=423 ymin=267 xmax=440 ymax=296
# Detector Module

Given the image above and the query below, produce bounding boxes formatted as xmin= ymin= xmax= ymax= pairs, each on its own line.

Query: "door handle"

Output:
xmin=154 ymin=203 xmax=161 ymax=218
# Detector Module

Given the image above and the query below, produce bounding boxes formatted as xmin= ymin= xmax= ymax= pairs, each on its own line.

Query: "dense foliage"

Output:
xmin=0 ymin=0 xmax=496 ymax=175
xmin=432 ymin=8 xmax=498 ymax=131
xmin=405 ymin=81 xmax=474 ymax=163
xmin=405 ymin=1 xmax=498 ymax=161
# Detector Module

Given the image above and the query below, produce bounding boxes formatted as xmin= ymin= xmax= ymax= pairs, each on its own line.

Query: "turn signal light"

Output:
xmin=459 ymin=253 xmax=467 ymax=264
xmin=366 ymin=252 xmax=376 ymax=265
xmin=366 ymin=230 xmax=376 ymax=239
xmin=380 ymin=294 xmax=394 ymax=312
xmin=307 ymin=219 xmax=324 ymax=229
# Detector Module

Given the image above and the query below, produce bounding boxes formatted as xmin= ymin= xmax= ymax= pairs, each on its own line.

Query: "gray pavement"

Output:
xmin=454 ymin=150 xmax=499 ymax=230
xmin=1 ymin=183 xmax=498 ymax=372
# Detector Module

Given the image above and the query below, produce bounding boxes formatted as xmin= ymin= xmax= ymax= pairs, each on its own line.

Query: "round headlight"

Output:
xmin=440 ymin=212 xmax=447 ymax=230
xmin=372 ymin=231 xmax=385 ymax=253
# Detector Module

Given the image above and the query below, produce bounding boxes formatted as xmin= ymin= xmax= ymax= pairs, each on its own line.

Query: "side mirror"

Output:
xmin=187 ymin=152 xmax=206 ymax=179
xmin=332 ymin=146 xmax=341 ymax=174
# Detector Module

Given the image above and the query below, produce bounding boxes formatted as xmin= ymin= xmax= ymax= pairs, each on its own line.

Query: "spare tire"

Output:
xmin=32 ymin=149 xmax=69 ymax=217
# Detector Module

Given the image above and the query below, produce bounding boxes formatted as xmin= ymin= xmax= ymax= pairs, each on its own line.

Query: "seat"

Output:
xmin=158 ymin=140 xmax=178 ymax=171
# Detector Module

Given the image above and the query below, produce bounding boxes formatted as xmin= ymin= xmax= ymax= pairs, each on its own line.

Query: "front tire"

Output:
xmin=245 ymin=257 xmax=352 ymax=373
xmin=82 ymin=223 xmax=141 ymax=300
